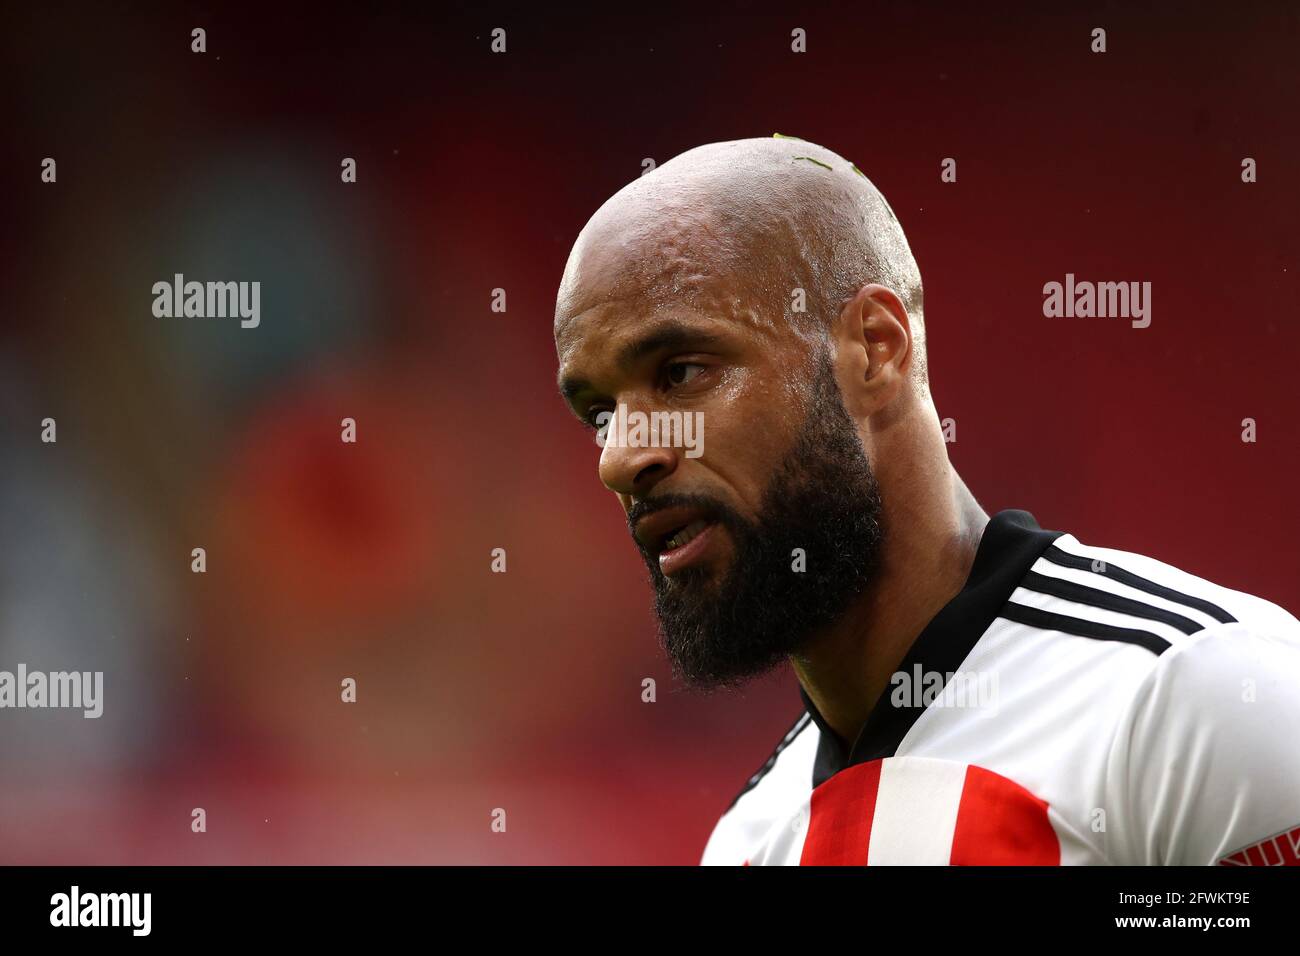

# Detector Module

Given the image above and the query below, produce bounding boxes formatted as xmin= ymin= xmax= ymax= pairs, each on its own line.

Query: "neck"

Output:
xmin=790 ymin=409 xmax=988 ymax=755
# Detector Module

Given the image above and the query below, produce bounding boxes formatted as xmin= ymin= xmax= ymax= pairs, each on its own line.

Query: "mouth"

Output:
xmin=662 ymin=519 xmax=710 ymax=553
xmin=658 ymin=519 xmax=717 ymax=576
xmin=633 ymin=506 xmax=721 ymax=577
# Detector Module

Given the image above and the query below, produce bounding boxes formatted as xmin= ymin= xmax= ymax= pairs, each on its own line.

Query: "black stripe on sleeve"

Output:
xmin=722 ymin=711 xmax=812 ymax=814
xmin=999 ymin=600 xmax=1171 ymax=655
xmin=1020 ymin=570 xmax=1204 ymax=635
xmin=1042 ymin=545 xmax=1237 ymax=625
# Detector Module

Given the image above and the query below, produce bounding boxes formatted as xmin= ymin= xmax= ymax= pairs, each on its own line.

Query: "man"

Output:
xmin=553 ymin=136 xmax=1300 ymax=865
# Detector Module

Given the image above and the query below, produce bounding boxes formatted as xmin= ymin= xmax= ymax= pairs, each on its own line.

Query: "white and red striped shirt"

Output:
xmin=701 ymin=510 xmax=1300 ymax=866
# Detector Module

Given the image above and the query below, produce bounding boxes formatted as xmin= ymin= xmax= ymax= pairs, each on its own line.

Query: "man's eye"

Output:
xmin=665 ymin=362 xmax=706 ymax=387
xmin=586 ymin=408 xmax=612 ymax=431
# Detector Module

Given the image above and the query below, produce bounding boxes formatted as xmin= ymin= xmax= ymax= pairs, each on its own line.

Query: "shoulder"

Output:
xmin=1041 ymin=535 xmax=1300 ymax=864
xmin=1037 ymin=532 xmax=1297 ymax=638
xmin=700 ymin=711 xmax=819 ymax=866
xmin=1000 ymin=530 xmax=1299 ymax=661
xmin=1014 ymin=527 xmax=1300 ymax=752
xmin=1103 ymin=619 xmax=1300 ymax=863
xmin=988 ymin=528 xmax=1300 ymax=863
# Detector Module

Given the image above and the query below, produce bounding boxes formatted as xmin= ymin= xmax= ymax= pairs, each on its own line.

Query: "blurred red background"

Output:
xmin=1 ymin=2 xmax=1296 ymax=863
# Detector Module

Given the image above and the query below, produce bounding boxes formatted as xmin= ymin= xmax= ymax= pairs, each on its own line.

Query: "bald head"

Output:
xmin=555 ymin=135 xmax=926 ymax=385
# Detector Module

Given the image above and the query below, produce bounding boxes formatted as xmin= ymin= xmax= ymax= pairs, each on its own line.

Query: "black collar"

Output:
xmin=799 ymin=509 xmax=1063 ymax=789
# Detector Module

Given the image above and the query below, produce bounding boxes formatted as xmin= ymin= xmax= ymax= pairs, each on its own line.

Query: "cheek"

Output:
xmin=694 ymin=377 xmax=801 ymax=517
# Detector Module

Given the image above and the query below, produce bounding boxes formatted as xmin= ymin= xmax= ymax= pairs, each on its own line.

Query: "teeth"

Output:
xmin=664 ymin=520 xmax=709 ymax=552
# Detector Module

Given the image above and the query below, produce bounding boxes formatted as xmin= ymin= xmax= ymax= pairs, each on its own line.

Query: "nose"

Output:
xmin=597 ymin=423 xmax=679 ymax=497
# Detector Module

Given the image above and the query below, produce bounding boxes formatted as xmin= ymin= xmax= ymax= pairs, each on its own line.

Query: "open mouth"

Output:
xmin=634 ymin=506 xmax=721 ymax=576
xmin=656 ymin=520 xmax=717 ymax=575
xmin=662 ymin=519 xmax=711 ymax=553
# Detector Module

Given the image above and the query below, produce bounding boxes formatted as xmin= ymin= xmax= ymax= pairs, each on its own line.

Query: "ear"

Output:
xmin=830 ymin=283 xmax=913 ymax=418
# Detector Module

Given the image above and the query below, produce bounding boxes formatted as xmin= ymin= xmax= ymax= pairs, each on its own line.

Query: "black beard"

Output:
xmin=634 ymin=357 xmax=885 ymax=690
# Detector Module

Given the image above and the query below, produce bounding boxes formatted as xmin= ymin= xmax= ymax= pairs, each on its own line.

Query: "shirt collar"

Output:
xmin=798 ymin=509 xmax=1063 ymax=789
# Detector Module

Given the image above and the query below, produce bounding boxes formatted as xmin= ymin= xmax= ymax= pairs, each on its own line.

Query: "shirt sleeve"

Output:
xmin=1105 ymin=620 xmax=1300 ymax=865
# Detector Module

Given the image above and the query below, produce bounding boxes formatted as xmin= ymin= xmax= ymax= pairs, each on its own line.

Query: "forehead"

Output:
xmin=555 ymin=284 xmax=804 ymax=402
xmin=556 ymin=281 xmax=780 ymax=363
xmin=555 ymin=209 xmax=788 ymax=366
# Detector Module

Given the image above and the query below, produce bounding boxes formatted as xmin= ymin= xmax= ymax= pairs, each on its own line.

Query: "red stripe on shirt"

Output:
xmin=800 ymin=760 xmax=883 ymax=865
xmin=950 ymin=764 xmax=1060 ymax=865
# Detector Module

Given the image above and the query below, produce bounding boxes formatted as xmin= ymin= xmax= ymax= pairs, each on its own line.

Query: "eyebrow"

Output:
xmin=557 ymin=318 xmax=725 ymax=405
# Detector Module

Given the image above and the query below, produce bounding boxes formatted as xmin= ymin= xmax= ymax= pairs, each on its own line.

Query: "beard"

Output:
xmin=634 ymin=354 xmax=886 ymax=690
